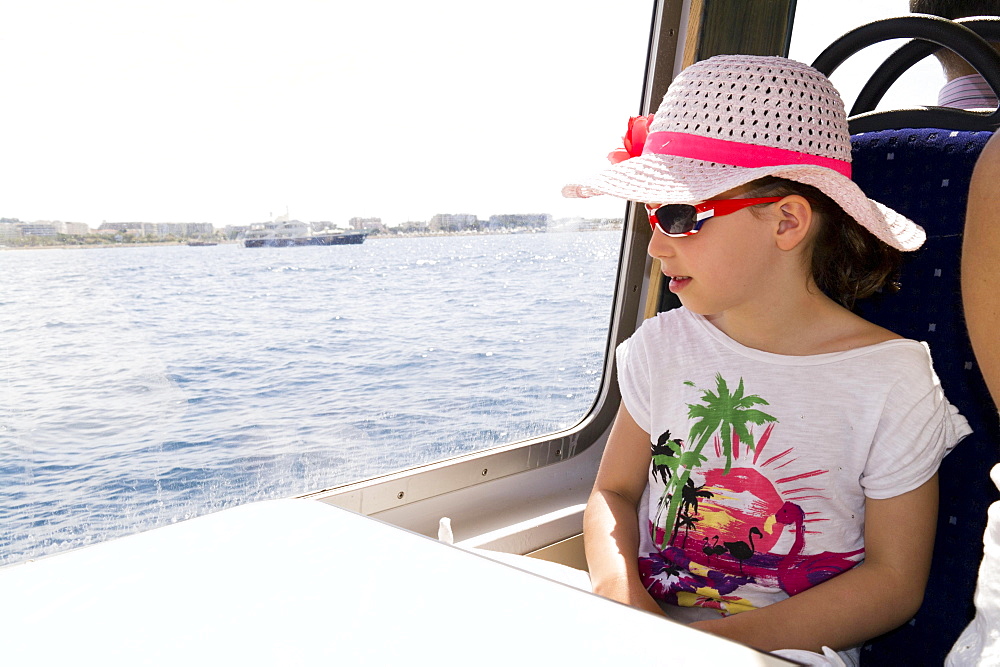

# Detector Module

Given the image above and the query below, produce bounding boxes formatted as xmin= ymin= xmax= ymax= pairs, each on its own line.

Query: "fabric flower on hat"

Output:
xmin=608 ymin=114 xmax=654 ymax=164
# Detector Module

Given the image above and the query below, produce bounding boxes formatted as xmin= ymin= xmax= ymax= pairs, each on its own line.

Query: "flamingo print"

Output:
xmin=702 ymin=535 xmax=726 ymax=563
xmin=774 ymin=501 xmax=865 ymax=595
xmin=724 ymin=527 xmax=762 ymax=576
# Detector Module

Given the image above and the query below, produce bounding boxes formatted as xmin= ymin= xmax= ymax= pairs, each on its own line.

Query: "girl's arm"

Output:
xmin=583 ymin=402 xmax=665 ymax=616
xmin=689 ymin=474 xmax=938 ymax=653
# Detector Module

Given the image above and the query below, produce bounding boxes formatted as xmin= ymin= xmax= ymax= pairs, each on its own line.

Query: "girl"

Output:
xmin=564 ymin=55 xmax=971 ymax=664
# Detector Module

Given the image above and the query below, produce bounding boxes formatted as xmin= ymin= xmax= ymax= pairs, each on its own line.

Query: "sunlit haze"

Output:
xmin=1 ymin=0 xmax=933 ymax=229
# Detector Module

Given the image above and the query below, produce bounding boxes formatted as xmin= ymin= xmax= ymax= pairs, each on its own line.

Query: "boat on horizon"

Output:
xmin=241 ymin=219 xmax=368 ymax=248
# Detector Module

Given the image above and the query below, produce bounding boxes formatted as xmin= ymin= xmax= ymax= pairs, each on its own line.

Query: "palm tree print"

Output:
xmin=651 ymin=431 xmax=708 ymax=535
xmin=674 ymin=513 xmax=700 ymax=548
xmin=653 ymin=374 xmax=778 ymax=550
xmin=651 ymin=430 xmax=680 ymax=484
xmin=672 ymin=478 xmax=715 ymax=548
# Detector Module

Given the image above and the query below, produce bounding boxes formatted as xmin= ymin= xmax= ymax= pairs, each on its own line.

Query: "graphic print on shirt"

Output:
xmin=641 ymin=373 xmax=864 ymax=614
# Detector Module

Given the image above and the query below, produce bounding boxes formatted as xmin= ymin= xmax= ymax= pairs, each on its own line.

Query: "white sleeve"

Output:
xmin=862 ymin=344 xmax=972 ymax=499
xmin=615 ymin=327 xmax=653 ymax=434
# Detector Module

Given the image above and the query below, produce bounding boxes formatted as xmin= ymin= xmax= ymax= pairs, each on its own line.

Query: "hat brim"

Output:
xmin=562 ymin=153 xmax=925 ymax=251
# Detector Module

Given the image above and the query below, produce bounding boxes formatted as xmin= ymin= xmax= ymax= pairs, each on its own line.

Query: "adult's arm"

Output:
xmin=963 ymin=130 xmax=1000 ymax=407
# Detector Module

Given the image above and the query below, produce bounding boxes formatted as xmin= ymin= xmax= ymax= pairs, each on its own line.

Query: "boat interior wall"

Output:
xmin=807 ymin=19 xmax=1000 ymax=661
xmin=813 ymin=16 xmax=1000 ymax=132
xmin=456 ymin=503 xmax=587 ymax=555
xmin=526 ymin=533 xmax=589 ymax=571
xmin=681 ymin=0 xmax=795 ymax=65
xmin=644 ymin=0 xmax=685 ymax=106
xmin=314 ymin=425 xmax=607 ymax=555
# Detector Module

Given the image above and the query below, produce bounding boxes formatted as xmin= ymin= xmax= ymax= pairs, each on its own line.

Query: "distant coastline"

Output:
xmin=1 ymin=223 xmax=624 ymax=251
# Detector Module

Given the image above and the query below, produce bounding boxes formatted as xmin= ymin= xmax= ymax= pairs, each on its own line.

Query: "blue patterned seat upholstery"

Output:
xmin=850 ymin=128 xmax=999 ymax=666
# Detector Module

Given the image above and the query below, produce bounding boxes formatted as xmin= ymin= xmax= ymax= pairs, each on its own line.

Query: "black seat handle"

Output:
xmin=812 ymin=15 xmax=1000 ymax=132
xmin=851 ymin=17 xmax=1000 ymax=116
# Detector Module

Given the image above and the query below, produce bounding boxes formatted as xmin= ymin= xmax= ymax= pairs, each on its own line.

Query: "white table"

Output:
xmin=0 ymin=499 xmax=792 ymax=665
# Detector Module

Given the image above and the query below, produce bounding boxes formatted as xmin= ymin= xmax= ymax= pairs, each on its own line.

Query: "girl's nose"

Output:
xmin=647 ymin=228 xmax=676 ymax=259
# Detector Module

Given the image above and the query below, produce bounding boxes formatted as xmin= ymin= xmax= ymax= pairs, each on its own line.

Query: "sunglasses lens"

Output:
xmin=653 ymin=204 xmax=697 ymax=235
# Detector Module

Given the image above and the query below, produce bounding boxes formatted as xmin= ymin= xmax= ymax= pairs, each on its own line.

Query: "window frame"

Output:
xmin=307 ymin=0 xmax=797 ymax=529
xmin=306 ymin=0 xmax=681 ymax=518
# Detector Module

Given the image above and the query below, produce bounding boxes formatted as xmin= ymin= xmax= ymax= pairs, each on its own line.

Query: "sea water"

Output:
xmin=0 ymin=232 xmax=621 ymax=566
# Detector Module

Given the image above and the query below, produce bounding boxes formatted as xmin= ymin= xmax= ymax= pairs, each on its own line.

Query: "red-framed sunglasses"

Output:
xmin=645 ymin=197 xmax=782 ymax=237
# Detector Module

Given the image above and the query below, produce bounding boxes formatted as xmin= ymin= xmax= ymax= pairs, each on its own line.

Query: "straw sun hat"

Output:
xmin=563 ymin=54 xmax=925 ymax=251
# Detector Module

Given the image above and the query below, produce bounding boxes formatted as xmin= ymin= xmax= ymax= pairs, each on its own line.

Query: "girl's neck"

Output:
xmin=702 ymin=286 xmax=897 ymax=356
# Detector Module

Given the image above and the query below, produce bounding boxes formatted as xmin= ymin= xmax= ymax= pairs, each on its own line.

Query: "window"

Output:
xmin=0 ymin=0 xmax=652 ymax=565
xmin=788 ymin=1 xmax=945 ymax=111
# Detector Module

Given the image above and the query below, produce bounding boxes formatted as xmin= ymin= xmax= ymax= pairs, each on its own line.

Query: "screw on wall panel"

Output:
xmin=555 ymin=449 xmax=561 ymax=457
xmin=397 ymin=491 xmax=405 ymax=499
xmin=481 ymin=469 xmax=488 ymax=476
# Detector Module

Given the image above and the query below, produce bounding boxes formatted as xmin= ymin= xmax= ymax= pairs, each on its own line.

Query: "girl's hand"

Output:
xmin=591 ymin=574 xmax=665 ymax=616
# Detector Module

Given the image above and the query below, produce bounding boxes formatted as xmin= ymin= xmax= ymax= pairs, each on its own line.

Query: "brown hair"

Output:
xmin=909 ymin=1 xmax=1000 ymax=76
xmin=909 ymin=0 xmax=1000 ymax=19
xmin=744 ymin=177 xmax=903 ymax=309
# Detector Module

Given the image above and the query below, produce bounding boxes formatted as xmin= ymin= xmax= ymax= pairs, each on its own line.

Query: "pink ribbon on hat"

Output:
xmin=642 ymin=131 xmax=852 ymax=178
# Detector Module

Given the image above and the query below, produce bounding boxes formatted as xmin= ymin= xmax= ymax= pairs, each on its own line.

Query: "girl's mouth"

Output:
xmin=668 ymin=275 xmax=691 ymax=292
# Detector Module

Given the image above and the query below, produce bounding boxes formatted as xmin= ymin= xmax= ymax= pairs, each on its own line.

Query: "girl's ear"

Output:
xmin=773 ymin=195 xmax=813 ymax=252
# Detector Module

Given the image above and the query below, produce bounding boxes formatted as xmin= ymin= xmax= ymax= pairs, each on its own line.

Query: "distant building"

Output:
xmin=27 ymin=220 xmax=90 ymax=236
xmin=98 ymin=222 xmax=145 ymax=235
xmin=349 ymin=217 xmax=385 ymax=232
xmin=151 ymin=222 xmax=213 ymax=238
xmin=19 ymin=223 xmax=58 ymax=237
xmin=395 ymin=221 xmax=429 ymax=234
xmin=97 ymin=222 xmax=213 ymax=238
xmin=59 ymin=222 xmax=90 ymax=235
xmin=485 ymin=214 xmax=551 ymax=230
xmin=429 ymin=213 xmax=477 ymax=232
xmin=0 ymin=222 xmax=19 ymax=241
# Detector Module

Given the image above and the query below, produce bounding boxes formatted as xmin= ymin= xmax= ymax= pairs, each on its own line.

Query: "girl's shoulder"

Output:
xmin=632 ymin=307 xmax=705 ymax=347
xmin=816 ymin=316 xmax=903 ymax=354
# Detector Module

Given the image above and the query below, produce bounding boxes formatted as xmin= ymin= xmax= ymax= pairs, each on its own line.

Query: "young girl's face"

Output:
xmin=646 ymin=191 xmax=790 ymax=317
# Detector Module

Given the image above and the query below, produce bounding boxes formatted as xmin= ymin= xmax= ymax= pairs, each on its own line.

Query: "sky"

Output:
xmin=0 ymin=1 xmax=937 ymax=229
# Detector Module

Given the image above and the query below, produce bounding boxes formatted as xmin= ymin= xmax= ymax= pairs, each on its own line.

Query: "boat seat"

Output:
xmin=807 ymin=15 xmax=1000 ymax=663
xmin=848 ymin=126 xmax=998 ymax=666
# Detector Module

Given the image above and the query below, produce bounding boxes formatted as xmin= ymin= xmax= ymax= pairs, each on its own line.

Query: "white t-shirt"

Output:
xmin=617 ymin=307 xmax=971 ymax=617
xmin=947 ymin=464 xmax=1000 ymax=666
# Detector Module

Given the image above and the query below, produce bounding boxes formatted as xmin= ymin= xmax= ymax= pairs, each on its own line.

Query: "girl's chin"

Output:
xmin=673 ymin=298 xmax=722 ymax=318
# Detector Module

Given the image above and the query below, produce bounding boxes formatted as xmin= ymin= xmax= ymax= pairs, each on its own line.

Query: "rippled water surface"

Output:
xmin=0 ymin=232 xmax=621 ymax=565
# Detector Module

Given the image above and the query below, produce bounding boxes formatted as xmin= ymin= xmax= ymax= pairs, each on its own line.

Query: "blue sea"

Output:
xmin=0 ymin=232 xmax=621 ymax=567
